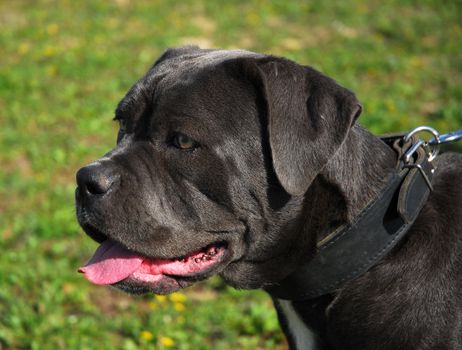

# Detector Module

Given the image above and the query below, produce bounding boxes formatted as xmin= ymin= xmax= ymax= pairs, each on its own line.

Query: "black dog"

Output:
xmin=76 ymin=46 xmax=462 ymax=349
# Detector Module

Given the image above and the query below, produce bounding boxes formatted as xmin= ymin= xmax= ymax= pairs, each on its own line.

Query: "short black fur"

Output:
xmin=76 ymin=46 xmax=462 ymax=349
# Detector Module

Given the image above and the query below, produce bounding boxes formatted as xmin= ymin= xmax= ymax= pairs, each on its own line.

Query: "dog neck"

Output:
xmin=265 ymin=125 xmax=399 ymax=300
xmin=307 ymin=125 xmax=397 ymax=243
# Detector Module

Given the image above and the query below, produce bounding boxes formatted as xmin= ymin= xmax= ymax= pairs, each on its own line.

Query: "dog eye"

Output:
xmin=113 ymin=116 xmax=127 ymax=133
xmin=172 ymin=133 xmax=197 ymax=150
xmin=118 ymin=119 xmax=127 ymax=133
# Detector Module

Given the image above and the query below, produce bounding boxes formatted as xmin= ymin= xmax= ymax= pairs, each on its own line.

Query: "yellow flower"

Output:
xmin=169 ymin=292 xmax=187 ymax=303
xmin=140 ymin=330 xmax=154 ymax=341
xmin=160 ymin=336 xmax=175 ymax=347
xmin=148 ymin=301 xmax=158 ymax=310
xmin=42 ymin=45 xmax=56 ymax=57
xmin=174 ymin=302 xmax=185 ymax=312
xmin=155 ymin=295 xmax=167 ymax=303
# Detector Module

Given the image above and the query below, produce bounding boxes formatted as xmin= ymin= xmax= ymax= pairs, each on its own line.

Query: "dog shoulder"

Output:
xmin=431 ymin=152 xmax=462 ymax=215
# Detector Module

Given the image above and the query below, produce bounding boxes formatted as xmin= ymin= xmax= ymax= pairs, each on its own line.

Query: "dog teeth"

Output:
xmin=181 ymin=246 xmax=221 ymax=264
xmin=207 ymin=247 xmax=217 ymax=256
xmin=193 ymin=255 xmax=212 ymax=263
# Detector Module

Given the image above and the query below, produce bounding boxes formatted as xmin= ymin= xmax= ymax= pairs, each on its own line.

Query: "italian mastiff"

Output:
xmin=76 ymin=46 xmax=462 ymax=349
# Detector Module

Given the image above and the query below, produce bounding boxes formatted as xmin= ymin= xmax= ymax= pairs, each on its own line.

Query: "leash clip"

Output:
xmin=403 ymin=126 xmax=440 ymax=164
xmin=429 ymin=129 xmax=462 ymax=145
xmin=401 ymin=126 xmax=440 ymax=192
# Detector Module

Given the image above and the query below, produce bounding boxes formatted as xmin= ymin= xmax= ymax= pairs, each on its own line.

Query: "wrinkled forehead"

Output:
xmin=116 ymin=49 xmax=263 ymax=134
xmin=154 ymin=48 xmax=261 ymax=87
xmin=154 ymin=49 xmax=259 ymax=99
xmin=152 ymin=50 xmax=262 ymax=129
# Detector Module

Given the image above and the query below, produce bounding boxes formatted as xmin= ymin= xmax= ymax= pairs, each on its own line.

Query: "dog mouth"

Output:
xmin=78 ymin=239 xmax=229 ymax=292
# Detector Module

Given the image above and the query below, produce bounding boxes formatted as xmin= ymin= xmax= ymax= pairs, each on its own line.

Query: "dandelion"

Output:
xmin=155 ymin=295 xmax=167 ymax=303
xmin=42 ymin=45 xmax=57 ymax=57
xmin=169 ymin=292 xmax=187 ymax=303
xmin=160 ymin=336 xmax=175 ymax=347
xmin=174 ymin=302 xmax=185 ymax=312
xmin=140 ymin=330 xmax=154 ymax=341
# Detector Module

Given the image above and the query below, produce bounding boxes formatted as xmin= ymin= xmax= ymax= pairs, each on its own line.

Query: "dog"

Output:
xmin=76 ymin=46 xmax=462 ymax=349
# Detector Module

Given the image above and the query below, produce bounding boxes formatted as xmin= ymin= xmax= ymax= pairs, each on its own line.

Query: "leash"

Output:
xmin=267 ymin=127 xmax=462 ymax=301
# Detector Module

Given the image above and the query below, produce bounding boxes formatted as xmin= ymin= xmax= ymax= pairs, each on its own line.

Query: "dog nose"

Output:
xmin=76 ymin=162 xmax=119 ymax=196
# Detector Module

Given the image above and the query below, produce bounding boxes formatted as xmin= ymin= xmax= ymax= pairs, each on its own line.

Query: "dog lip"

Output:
xmin=131 ymin=242 xmax=229 ymax=278
xmin=112 ymin=242 xmax=233 ymax=293
xmin=121 ymin=240 xmax=229 ymax=262
xmin=80 ymin=222 xmax=108 ymax=244
xmin=164 ymin=245 xmax=231 ymax=279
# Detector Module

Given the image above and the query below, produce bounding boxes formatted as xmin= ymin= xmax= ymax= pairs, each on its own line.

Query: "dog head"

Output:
xmin=76 ymin=46 xmax=361 ymax=294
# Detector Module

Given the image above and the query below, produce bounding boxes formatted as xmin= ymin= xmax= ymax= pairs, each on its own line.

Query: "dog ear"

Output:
xmin=250 ymin=57 xmax=362 ymax=196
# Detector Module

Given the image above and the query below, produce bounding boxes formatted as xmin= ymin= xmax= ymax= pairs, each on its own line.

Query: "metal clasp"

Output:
xmin=396 ymin=126 xmax=461 ymax=192
xmin=403 ymin=126 xmax=440 ymax=163
xmin=428 ymin=129 xmax=462 ymax=145
xmin=401 ymin=126 xmax=441 ymax=192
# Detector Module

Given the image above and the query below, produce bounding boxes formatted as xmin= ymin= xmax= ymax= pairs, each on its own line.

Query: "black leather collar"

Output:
xmin=266 ymin=134 xmax=435 ymax=300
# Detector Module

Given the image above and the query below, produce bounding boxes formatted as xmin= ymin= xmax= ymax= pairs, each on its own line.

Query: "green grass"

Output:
xmin=0 ymin=0 xmax=461 ymax=349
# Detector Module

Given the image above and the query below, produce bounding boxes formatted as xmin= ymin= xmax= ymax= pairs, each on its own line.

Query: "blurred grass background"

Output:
xmin=0 ymin=0 xmax=461 ymax=349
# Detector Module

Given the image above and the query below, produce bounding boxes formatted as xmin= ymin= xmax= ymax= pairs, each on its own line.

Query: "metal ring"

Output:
xmin=404 ymin=126 xmax=440 ymax=161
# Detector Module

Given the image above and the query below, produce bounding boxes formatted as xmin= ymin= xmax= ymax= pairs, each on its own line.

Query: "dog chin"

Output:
xmin=112 ymin=275 xmax=191 ymax=295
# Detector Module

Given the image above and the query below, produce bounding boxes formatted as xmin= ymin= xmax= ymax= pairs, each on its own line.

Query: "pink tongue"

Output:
xmin=78 ymin=240 xmax=144 ymax=285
